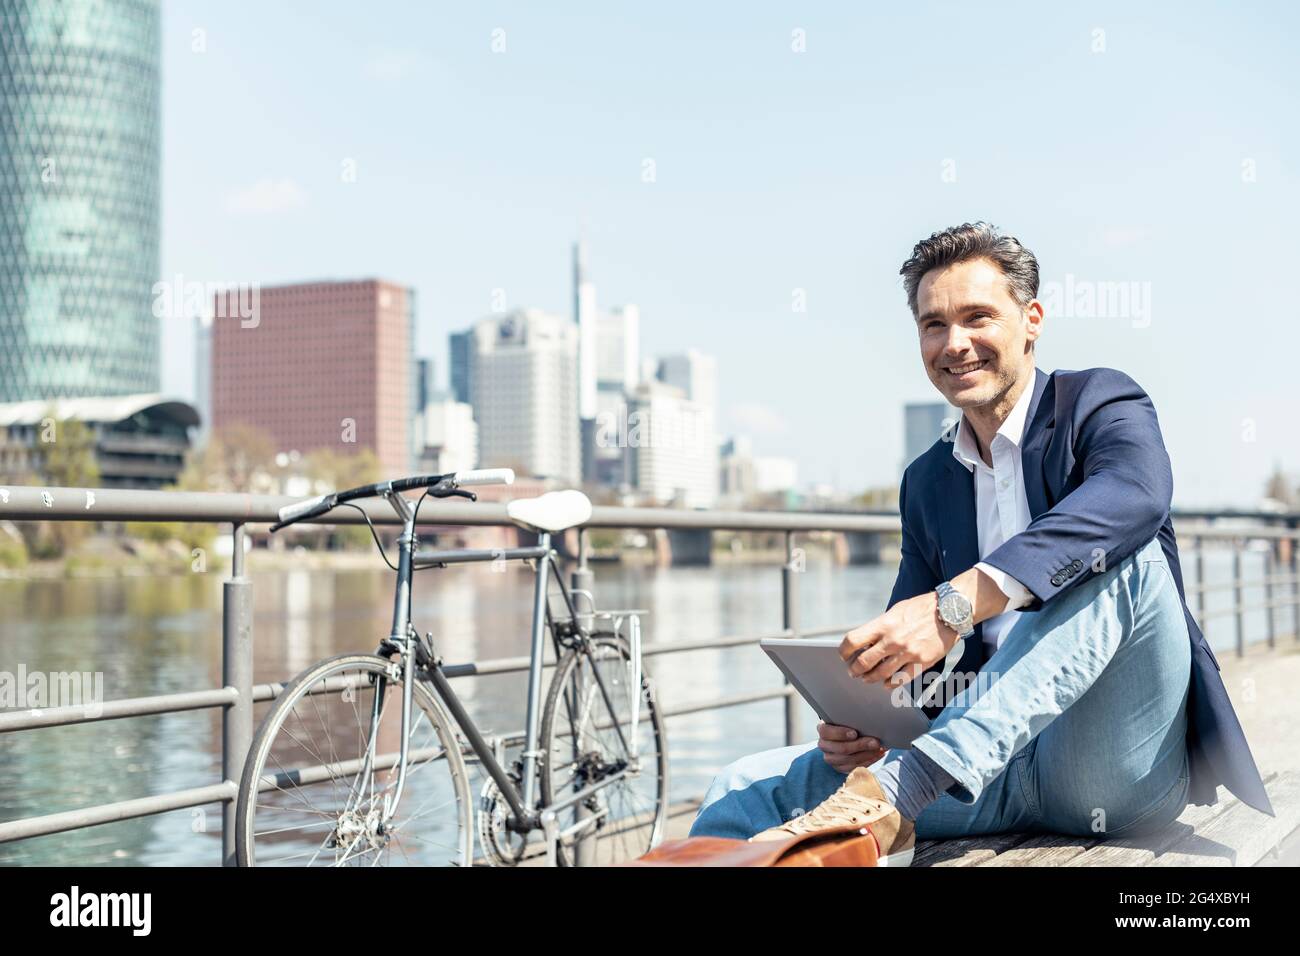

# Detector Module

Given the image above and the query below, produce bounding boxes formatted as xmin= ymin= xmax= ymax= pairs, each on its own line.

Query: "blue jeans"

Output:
xmin=690 ymin=535 xmax=1192 ymax=842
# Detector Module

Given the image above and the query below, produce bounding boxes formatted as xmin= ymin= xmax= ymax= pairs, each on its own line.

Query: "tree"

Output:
xmin=202 ymin=423 xmax=277 ymax=493
xmin=23 ymin=412 xmax=100 ymax=557
xmin=1263 ymin=463 xmax=1296 ymax=509
xmin=300 ymin=447 xmax=383 ymax=549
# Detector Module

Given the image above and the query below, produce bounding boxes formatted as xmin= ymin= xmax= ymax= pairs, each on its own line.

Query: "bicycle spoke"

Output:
xmin=239 ymin=658 xmax=470 ymax=867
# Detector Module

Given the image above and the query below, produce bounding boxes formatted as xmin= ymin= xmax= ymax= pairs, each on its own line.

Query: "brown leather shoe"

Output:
xmin=750 ymin=766 xmax=916 ymax=867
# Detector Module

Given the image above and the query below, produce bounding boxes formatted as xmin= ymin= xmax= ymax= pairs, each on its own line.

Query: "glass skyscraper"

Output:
xmin=0 ymin=0 xmax=161 ymax=401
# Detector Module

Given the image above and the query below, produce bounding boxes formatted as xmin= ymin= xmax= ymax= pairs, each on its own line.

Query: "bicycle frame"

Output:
xmin=366 ymin=487 xmax=635 ymax=848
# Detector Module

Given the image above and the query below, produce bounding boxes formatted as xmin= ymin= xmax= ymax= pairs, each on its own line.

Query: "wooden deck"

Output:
xmin=661 ymin=770 xmax=1300 ymax=866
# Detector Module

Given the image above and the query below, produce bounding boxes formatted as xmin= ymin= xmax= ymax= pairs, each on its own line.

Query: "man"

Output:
xmin=687 ymin=222 xmax=1273 ymax=865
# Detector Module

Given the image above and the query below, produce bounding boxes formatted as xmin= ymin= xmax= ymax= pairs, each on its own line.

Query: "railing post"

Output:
xmin=1232 ymin=538 xmax=1244 ymax=658
xmin=571 ymin=527 xmax=594 ymax=622
xmin=222 ymin=522 xmax=253 ymax=866
xmin=1292 ymin=526 xmax=1299 ymax=643
xmin=1194 ymin=535 xmax=1205 ymax=631
xmin=1265 ymin=540 xmax=1276 ymax=649
xmin=781 ymin=531 xmax=801 ymax=746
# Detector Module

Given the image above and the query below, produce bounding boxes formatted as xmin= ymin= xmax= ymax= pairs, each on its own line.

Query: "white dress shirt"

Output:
xmin=950 ymin=378 xmax=1037 ymax=655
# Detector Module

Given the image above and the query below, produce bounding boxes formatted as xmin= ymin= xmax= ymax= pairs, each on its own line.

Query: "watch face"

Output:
xmin=938 ymin=591 xmax=971 ymax=626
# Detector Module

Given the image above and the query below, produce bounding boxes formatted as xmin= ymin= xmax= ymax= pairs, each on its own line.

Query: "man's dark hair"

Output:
xmin=899 ymin=221 xmax=1039 ymax=317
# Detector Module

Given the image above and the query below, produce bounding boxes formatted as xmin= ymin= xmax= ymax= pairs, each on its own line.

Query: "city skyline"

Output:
xmin=152 ymin=2 xmax=1299 ymax=506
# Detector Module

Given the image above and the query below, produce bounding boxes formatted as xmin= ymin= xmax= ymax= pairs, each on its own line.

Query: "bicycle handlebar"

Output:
xmin=451 ymin=468 xmax=515 ymax=487
xmin=269 ymin=467 xmax=515 ymax=532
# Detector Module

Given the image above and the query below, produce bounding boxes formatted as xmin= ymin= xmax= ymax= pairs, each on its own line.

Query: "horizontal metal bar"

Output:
xmin=1188 ymin=574 xmax=1300 ymax=597
xmin=1198 ymin=597 xmax=1300 ymax=621
xmin=483 ymin=686 xmax=801 ymax=748
xmin=660 ymin=686 xmax=798 ymax=719
xmin=249 ymin=745 xmax=447 ymax=794
xmin=0 ymin=486 xmax=902 ymax=533
xmin=1176 ymin=524 xmax=1300 ymax=541
xmin=0 ymin=782 xmax=237 ymax=843
xmin=0 ymin=687 xmax=239 ymax=733
xmin=0 ymin=629 xmax=821 ymax=733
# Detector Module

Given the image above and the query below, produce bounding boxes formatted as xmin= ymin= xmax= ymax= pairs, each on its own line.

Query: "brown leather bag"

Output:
xmin=619 ymin=823 xmax=879 ymax=867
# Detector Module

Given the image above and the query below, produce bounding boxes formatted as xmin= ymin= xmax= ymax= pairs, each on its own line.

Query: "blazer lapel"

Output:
xmin=931 ymin=456 xmax=988 ymax=684
xmin=1019 ymin=367 xmax=1054 ymax=518
xmin=940 ymin=456 xmax=980 ymax=577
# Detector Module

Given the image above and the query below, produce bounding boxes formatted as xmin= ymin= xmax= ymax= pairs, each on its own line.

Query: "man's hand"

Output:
xmin=817 ymin=721 xmax=886 ymax=773
xmin=839 ymin=590 xmax=955 ymax=688
xmin=838 ymin=566 xmax=1011 ymax=687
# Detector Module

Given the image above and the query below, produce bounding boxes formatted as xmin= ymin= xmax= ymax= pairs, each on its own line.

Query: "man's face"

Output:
xmin=914 ymin=257 xmax=1041 ymax=409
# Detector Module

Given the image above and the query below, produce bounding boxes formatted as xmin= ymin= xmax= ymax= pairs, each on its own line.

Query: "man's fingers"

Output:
xmin=824 ymin=747 xmax=887 ymax=773
xmin=817 ymin=722 xmax=860 ymax=742
xmin=818 ymin=734 xmax=882 ymax=755
xmin=847 ymin=639 xmax=898 ymax=678
xmin=858 ymin=652 xmax=914 ymax=685
xmin=838 ymin=622 xmax=882 ymax=662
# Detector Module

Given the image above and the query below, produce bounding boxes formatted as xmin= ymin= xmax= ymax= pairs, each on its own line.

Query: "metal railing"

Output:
xmin=0 ymin=485 xmax=1297 ymax=865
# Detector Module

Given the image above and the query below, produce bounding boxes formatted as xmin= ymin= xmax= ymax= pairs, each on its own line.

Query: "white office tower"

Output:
xmin=628 ymin=379 xmax=717 ymax=508
xmin=573 ymin=242 xmax=598 ymax=481
xmin=597 ymin=305 xmax=640 ymax=392
xmin=589 ymin=304 xmax=641 ymax=488
xmin=719 ymin=435 xmax=756 ymax=505
xmin=471 ymin=309 xmax=579 ymax=482
xmin=419 ymin=399 xmax=478 ymax=476
xmin=657 ymin=350 xmax=718 ymax=416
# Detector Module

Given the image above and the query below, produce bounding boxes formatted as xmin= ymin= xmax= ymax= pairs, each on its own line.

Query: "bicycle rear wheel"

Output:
xmin=539 ymin=636 xmax=668 ymax=865
xmin=235 ymin=653 xmax=472 ymax=866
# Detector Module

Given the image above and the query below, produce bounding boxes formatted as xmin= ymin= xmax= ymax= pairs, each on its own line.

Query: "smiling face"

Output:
xmin=914 ymin=257 xmax=1042 ymax=410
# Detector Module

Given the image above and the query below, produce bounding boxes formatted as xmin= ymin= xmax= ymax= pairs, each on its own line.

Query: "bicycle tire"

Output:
xmin=539 ymin=635 xmax=668 ymax=865
xmin=235 ymin=653 xmax=473 ymax=866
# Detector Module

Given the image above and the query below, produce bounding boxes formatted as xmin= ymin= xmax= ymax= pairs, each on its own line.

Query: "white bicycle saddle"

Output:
xmin=505 ymin=489 xmax=593 ymax=533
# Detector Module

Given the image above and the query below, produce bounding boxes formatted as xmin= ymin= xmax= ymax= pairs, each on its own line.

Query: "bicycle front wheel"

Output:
xmin=539 ymin=636 xmax=668 ymax=865
xmin=235 ymin=653 xmax=472 ymax=866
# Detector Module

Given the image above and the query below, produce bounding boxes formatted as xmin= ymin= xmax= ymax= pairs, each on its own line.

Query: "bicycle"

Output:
xmin=233 ymin=468 xmax=668 ymax=866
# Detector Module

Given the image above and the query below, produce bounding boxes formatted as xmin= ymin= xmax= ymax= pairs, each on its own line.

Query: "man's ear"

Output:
xmin=1023 ymin=299 xmax=1045 ymax=344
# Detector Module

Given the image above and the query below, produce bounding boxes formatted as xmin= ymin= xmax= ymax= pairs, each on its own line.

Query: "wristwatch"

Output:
xmin=935 ymin=581 xmax=975 ymax=639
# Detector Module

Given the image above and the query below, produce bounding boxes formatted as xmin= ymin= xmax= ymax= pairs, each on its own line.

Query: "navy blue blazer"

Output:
xmin=894 ymin=365 xmax=1272 ymax=816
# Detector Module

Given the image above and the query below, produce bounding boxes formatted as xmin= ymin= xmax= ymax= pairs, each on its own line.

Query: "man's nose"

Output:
xmin=942 ymin=324 xmax=973 ymax=356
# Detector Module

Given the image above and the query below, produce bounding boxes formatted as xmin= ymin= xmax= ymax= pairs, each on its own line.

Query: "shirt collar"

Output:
xmin=950 ymin=372 xmax=1037 ymax=472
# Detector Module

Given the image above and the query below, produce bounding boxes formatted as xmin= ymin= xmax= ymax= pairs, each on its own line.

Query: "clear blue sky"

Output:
xmin=158 ymin=1 xmax=1299 ymax=507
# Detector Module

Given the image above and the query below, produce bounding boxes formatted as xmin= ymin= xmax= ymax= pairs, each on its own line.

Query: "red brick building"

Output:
xmin=210 ymin=279 xmax=416 ymax=478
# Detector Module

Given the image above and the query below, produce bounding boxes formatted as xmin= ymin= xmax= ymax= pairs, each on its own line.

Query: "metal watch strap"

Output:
xmin=935 ymin=581 xmax=975 ymax=639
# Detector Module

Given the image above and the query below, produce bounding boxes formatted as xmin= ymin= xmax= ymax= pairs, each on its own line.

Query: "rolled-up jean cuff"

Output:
xmin=910 ymin=736 xmax=979 ymax=805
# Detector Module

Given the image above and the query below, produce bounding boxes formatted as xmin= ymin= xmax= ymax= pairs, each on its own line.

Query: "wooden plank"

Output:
xmin=932 ymin=849 xmax=999 ymax=867
xmin=1064 ymin=790 xmax=1237 ymax=866
xmin=977 ymin=833 xmax=1095 ymax=866
xmin=913 ymin=832 xmax=1032 ymax=867
xmin=1150 ymin=771 xmax=1300 ymax=867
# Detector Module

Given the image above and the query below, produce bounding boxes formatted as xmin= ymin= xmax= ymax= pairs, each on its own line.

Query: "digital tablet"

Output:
xmin=760 ymin=635 xmax=931 ymax=749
